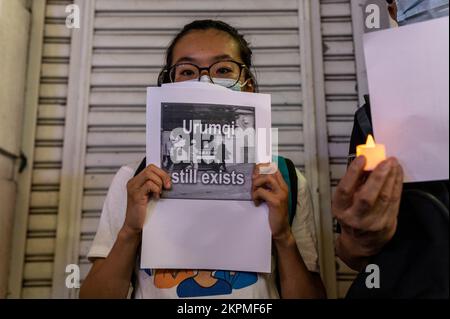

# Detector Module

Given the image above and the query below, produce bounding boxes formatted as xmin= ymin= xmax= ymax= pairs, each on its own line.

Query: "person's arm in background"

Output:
xmin=80 ymin=165 xmax=171 ymax=299
xmin=252 ymin=164 xmax=326 ymax=299
xmin=80 ymin=228 xmax=141 ymax=299
xmin=332 ymin=156 xmax=404 ymax=271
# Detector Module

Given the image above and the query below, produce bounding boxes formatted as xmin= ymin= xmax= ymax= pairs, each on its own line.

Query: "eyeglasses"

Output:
xmin=160 ymin=60 xmax=248 ymax=88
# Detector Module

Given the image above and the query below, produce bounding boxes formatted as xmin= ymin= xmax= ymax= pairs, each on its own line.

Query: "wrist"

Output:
xmin=119 ymin=224 xmax=142 ymax=242
xmin=273 ymin=229 xmax=295 ymax=248
xmin=336 ymin=232 xmax=371 ymax=271
xmin=340 ymin=227 xmax=387 ymax=257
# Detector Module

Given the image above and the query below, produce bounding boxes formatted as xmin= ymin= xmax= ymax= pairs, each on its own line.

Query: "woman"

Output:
xmin=80 ymin=20 xmax=326 ymax=299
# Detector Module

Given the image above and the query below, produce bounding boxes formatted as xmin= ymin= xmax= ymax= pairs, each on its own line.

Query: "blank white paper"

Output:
xmin=364 ymin=17 xmax=449 ymax=182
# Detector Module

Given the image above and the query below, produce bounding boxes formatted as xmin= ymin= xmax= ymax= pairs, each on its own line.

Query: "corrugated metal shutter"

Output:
xmin=320 ymin=0 xmax=359 ymax=298
xmin=12 ymin=0 xmax=74 ymax=298
xmin=12 ymin=0 xmax=367 ymax=299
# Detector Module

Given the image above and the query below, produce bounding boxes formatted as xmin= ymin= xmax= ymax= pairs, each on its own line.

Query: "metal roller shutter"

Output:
xmin=8 ymin=0 xmax=74 ymax=299
xmin=320 ymin=0 xmax=360 ymax=298
xmin=11 ymin=0 xmax=369 ymax=299
xmin=77 ymin=0 xmax=307 ymax=296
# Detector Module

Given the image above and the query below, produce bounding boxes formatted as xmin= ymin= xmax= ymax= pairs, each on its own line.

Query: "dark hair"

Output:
xmin=157 ymin=19 xmax=258 ymax=90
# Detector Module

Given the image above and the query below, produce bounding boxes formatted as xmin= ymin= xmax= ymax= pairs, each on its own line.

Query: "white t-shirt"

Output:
xmin=87 ymin=161 xmax=320 ymax=299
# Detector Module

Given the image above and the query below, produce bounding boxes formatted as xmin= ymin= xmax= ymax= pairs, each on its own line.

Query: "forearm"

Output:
xmin=79 ymin=226 xmax=141 ymax=299
xmin=274 ymin=232 xmax=326 ymax=299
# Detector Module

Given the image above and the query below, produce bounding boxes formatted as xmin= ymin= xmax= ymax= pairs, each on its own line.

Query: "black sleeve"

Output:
xmin=337 ymin=97 xmax=373 ymax=234
xmin=348 ymin=96 xmax=373 ymax=166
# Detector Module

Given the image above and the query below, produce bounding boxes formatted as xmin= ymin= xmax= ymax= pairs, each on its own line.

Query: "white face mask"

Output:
xmin=195 ymin=75 xmax=249 ymax=91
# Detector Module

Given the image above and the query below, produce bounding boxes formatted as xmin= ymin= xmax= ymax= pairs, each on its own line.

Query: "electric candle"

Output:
xmin=356 ymin=134 xmax=386 ymax=171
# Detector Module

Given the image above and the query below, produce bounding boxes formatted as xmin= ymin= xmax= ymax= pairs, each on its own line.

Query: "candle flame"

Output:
xmin=366 ymin=134 xmax=376 ymax=147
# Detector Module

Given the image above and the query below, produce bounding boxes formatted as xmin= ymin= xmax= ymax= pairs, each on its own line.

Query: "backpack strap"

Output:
xmin=275 ymin=155 xmax=298 ymax=226
xmin=134 ymin=157 xmax=146 ymax=177
xmin=273 ymin=155 xmax=298 ymax=296
xmin=356 ymin=103 xmax=373 ymax=139
xmin=130 ymin=157 xmax=146 ymax=299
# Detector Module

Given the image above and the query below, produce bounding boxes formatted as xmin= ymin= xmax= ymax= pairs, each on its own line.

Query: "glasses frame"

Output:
xmin=160 ymin=60 xmax=249 ymax=88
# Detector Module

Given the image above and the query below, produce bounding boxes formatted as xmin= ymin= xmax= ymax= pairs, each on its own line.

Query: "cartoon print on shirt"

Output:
xmin=143 ymin=268 xmax=258 ymax=297
xmin=153 ymin=269 xmax=195 ymax=289
xmin=177 ymin=270 xmax=232 ymax=297
xmin=214 ymin=271 xmax=258 ymax=289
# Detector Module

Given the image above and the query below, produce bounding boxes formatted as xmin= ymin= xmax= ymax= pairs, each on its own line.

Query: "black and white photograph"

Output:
xmin=160 ymin=103 xmax=256 ymax=200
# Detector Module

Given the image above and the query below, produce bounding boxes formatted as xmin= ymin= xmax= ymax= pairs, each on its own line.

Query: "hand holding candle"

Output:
xmin=356 ymin=134 xmax=387 ymax=171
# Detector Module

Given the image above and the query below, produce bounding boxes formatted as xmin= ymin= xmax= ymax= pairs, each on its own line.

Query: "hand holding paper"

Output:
xmin=252 ymin=163 xmax=291 ymax=241
xmin=142 ymin=81 xmax=273 ymax=273
xmin=124 ymin=164 xmax=172 ymax=235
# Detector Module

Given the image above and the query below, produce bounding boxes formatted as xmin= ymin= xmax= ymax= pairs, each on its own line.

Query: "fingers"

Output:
xmin=372 ymin=159 xmax=403 ymax=210
xmin=355 ymin=167 xmax=398 ymax=232
xmin=273 ymin=169 xmax=289 ymax=192
xmin=129 ymin=165 xmax=151 ymax=188
xmin=353 ymin=158 xmax=396 ymax=214
xmin=253 ymin=163 xmax=268 ymax=177
xmin=252 ymin=174 xmax=281 ymax=193
xmin=336 ymin=159 xmax=404 ymax=234
xmin=127 ymin=164 xmax=172 ymax=202
xmin=252 ymin=163 xmax=289 ymax=209
xmin=255 ymin=162 xmax=277 ymax=175
xmin=131 ymin=164 xmax=172 ymax=190
xmin=253 ymin=163 xmax=288 ymax=193
xmin=333 ymin=156 xmax=367 ymax=210
xmin=372 ymin=162 xmax=398 ymax=211
xmin=135 ymin=180 xmax=162 ymax=200
xmin=147 ymin=172 xmax=163 ymax=189
xmin=334 ymin=159 xmax=404 ymax=255
xmin=252 ymin=187 xmax=278 ymax=207
xmin=374 ymin=160 xmax=404 ymax=227
xmin=148 ymin=165 xmax=171 ymax=189
xmin=392 ymin=160 xmax=404 ymax=203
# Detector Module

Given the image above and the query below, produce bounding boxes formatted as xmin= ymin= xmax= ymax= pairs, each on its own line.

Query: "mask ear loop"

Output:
xmin=246 ymin=66 xmax=258 ymax=92
xmin=241 ymin=76 xmax=258 ymax=92
xmin=240 ymin=78 xmax=251 ymax=88
xmin=239 ymin=66 xmax=256 ymax=91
